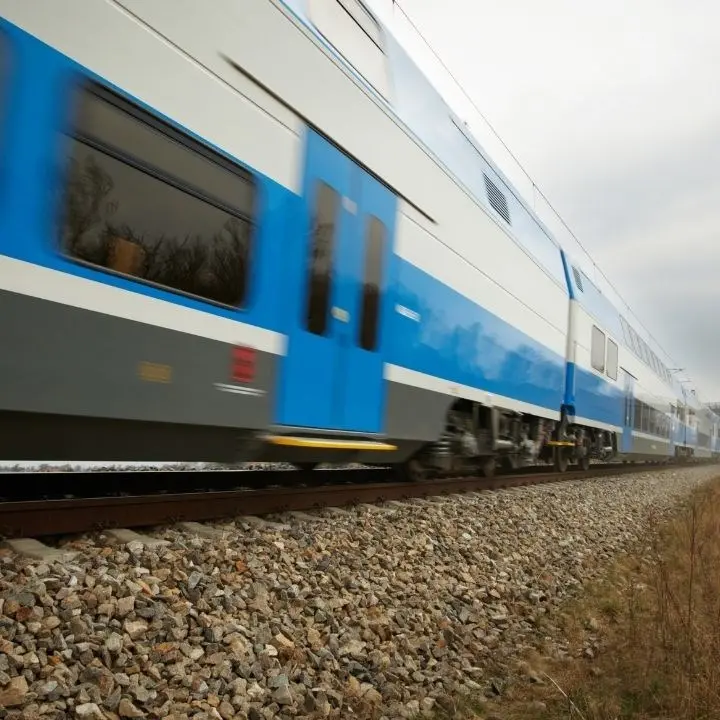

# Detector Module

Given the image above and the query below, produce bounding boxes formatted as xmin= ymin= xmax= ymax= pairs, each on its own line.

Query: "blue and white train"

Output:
xmin=0 ymin=0 xmax=717 ymax=475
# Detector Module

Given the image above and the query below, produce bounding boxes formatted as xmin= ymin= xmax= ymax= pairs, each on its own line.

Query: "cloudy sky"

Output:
xmin=367 ymin=0 xmax=720 ymax=400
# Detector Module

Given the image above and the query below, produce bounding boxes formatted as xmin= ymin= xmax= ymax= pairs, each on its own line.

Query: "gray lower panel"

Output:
xmin=0 ymin=293 xmax=503 ymax=462
xmin=384 ymin=381 xmax=453 ymax=441
xmin=625 ymin=435 xmax=671 ymax=458
xmin=0 ymin=411 xmax=246 ymax=462
xmin=0 ymin=290 xmax=277 ymax=429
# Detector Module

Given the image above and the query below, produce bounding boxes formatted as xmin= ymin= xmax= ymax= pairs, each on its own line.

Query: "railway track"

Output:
xmin=0 ymin=460 xmax=703 ymax=539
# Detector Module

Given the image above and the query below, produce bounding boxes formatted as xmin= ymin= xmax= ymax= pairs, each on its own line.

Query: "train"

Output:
xmin=0 ymin=0 xmax=717 ymax=478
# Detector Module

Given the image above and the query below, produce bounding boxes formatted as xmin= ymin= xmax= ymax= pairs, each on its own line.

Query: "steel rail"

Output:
xmin=0 ymin=461 xmax=701 ymax=539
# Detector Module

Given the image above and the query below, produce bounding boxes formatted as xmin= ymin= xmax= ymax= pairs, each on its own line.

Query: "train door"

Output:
xmin=276 ymin=129 xmax=396 ymax=433
xmin=621 ymin=369 xmax=635 ymax=453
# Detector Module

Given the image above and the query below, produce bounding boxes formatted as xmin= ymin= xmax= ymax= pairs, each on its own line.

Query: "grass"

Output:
xmin=435 ymin=475 xmax=720 ymax=720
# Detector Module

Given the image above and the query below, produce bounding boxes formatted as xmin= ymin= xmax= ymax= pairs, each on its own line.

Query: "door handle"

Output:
xmin=331 ymin=307 xmax=350 ymax=323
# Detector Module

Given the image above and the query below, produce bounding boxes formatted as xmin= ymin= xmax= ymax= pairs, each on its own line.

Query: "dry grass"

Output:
xmin=436 ymin=475 xmax=720 ymax=720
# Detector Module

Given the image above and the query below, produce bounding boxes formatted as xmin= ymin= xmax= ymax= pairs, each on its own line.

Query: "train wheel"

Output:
xmin=395 ymin=458 xmax=426 ymax=482
xmin=553 ymin=446 xmax=569 ymax=473
xmin=480 ymin=457 xmax=496 ymax=478
xmin=576 ymin=439 xmax=590 ymax=471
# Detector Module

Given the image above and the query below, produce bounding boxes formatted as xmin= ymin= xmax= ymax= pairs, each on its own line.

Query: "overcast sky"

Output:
xmin=367 ymin=0 xmax=720 ymax=401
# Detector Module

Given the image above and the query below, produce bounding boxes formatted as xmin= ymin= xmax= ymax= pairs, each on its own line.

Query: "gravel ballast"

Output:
xmin=0 ymin=465 xmax=716 ymax=719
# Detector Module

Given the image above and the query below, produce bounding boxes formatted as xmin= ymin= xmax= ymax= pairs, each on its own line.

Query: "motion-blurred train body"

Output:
xmin=0 ymin=0 xmax=717 ymax=473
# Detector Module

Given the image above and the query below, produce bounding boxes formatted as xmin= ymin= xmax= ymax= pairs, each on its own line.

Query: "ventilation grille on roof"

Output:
xmin=572 ymin=266 xmax=584 ymax=292
xmin=483 ymin=174 xmax=511 ymax=224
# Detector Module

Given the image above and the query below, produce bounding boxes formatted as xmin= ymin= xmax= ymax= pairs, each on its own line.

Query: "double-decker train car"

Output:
xmin=0 ymin=0 xmax=714 ymax=475
xmin=558 ymin=254 xmax=714 ymax=466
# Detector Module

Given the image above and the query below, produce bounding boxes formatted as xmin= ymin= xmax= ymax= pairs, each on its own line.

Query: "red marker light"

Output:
xmin=231 ymin=346 xmax=255 ymax=383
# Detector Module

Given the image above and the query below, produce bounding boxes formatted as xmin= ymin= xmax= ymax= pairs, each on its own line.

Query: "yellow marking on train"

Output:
xmin=265 ymin=435 xmax=397 ymax=451
xmin=545 ymin=440 xmax=576 ymax=447
xmin=138 ymin=361 xmax=173 ymax=384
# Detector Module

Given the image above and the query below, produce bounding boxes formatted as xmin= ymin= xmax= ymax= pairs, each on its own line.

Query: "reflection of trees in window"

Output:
xmin=60 ymin=85 xmax=255 ymax=308
xmin=305 ymin=183 xmax=338 ymax=336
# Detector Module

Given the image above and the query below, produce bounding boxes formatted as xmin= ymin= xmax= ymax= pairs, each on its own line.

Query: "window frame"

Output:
xmin=606 ymin=338 xmax=618 ymax=380
xmin=59 ymin=80 xmax=258 ymax=310
xmin=591 ymin=325 xmax=606 ymax=373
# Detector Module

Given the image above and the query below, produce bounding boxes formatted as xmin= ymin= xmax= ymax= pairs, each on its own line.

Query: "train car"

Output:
xmin=0 ymin=0 xmax=572 ymax=476
xmin=618 ymin=316 xmax=679 ymax=462
xmin=0 ymin=0 xmax=714 ymax=475
xmin=557 ymin=253 xmax=684 ymax=465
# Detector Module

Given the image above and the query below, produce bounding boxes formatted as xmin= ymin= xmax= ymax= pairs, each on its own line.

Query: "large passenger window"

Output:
xmin=358 ymin=216 xmax=385 ymax=351
xmin=60 ymin=84 xmax=255 ymax=307
xmin=309 ymin=0 xmax=389 ymax=99
xmin=606 ymin=339 xmax=618 ymax=380
xmin=305 ymin=182 xmax=339 ymax=336
xmin=591 ymin=325 xmax=606 ymax=373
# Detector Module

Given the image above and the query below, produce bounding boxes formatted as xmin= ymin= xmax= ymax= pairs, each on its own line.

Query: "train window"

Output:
xmin=629 ymin=326 xmax=641 ymax=357
xmin=572 ymin=266 xmax=584 ymax=292
xmin=637 ymin=337 xmax=646 ymax=362
xmin=60 ymin=84 xmax=255 ymax=307
xmin=606 ymin=339 xmax=618 ymax=380
xmin=651 ymin=352 xmax=660 ymax=375
xmin=619 ymin=315 xmax=630 ymax=344
xmin=358 ymin=216 xmax=385 ymax=351
xmin=305 ymin=181 xmax=339 ymax=336
xmin=591 ymin=325 xmax=605 ymax=373
xmin=633 ymin=398 xmax=642 ymax=430
xmin=309 ymin=0 xmax=389 ymax=99
xmin=640 ymin=341 xmax=651 ymax=367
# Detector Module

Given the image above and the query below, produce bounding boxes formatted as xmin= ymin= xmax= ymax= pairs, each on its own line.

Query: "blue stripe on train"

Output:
xmin=385 ymin=258 xmax=567 ymax=413
xmin=569 ymin=361 xmax=624 ymax=428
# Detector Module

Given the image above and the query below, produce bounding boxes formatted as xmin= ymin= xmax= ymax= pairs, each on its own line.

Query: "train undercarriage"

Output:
xmin=397 ymin=400 xmax=616 ymax=481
